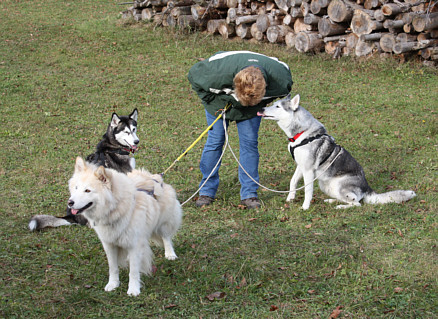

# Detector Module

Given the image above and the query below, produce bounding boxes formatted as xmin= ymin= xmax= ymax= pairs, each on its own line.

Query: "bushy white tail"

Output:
xmin=364 ymin=190 xmax=416 ymax=205
xmin=28 ymin=215 xmax=71 ymax=231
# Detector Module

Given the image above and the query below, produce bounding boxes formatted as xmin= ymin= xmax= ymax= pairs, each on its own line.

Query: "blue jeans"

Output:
xmin=199 ymin=109 xmax=262 ymax=200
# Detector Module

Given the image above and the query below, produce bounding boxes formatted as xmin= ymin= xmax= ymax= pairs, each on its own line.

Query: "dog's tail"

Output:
xmin=28 ymin=215 xmax=72 ymax=231
xmin=363 ymin=190 xmax=416 ymax=205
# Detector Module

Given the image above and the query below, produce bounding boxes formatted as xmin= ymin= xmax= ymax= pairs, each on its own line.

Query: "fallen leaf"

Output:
xmin=206 ymin=292 xmax=226 ymax=301
xmin=164 ymin=304 xmax=177 ymax=309
xmin=238 ymin=277 xmax=247 ymax=288
xmin=394 ymin=287 xmax=404 ymax=293
xmin=230 ymin=233 xmax=239 ymax=238
xmin=248 ymin=218 xmax=257 ymax=222
xmin=270 ymin=305 xmax=279 ymax=311
xmin=329 ymin=306 xmax=343 ymax=318
xmin=307 ymin=289 xmax=315 ymax=294
xmin=305 ymin=224 xmax=312 ymax=229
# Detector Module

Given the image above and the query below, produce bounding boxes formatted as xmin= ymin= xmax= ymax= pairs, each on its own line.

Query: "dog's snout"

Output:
xmin=134 ymin=139 xmax=139 ymax=145
xmin=68 ymin=199 xmax=74 ymax=207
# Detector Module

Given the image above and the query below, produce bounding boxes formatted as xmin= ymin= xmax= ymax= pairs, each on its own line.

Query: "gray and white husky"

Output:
xmin=29 ymin=109 xmax=140 ymax=231
xmin=258 ymin=94 xmax=416 ymax=209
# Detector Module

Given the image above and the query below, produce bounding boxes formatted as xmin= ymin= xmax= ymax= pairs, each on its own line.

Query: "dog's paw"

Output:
xmin=105 ymin=281 xmax=120 ymax=292
xmin=127 ymin=286 xmax=141 ymax=296
xmin=286 ymin=194 xmax=295 ymax=202
xmin=302 ymin=203 xmax=310 ymax=210
xmin=165 ymin=254 xmax=178 ymax=261
xmin=324 ymin=199 xmax=337 ymax=203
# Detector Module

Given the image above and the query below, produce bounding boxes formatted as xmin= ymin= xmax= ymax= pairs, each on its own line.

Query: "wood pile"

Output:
xmin=122 ymin=0 xmax=438 ymax=64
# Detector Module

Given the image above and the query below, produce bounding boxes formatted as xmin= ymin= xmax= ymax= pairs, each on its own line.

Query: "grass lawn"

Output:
xmin=1 ymin=0 xmax=437 ymax=318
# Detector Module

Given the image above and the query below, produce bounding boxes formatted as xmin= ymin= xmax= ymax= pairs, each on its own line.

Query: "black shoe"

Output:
xmin=196 ymin=195 xmax=214 ymax=207
xmin=240 ymin=197 xmax=261 ymax=209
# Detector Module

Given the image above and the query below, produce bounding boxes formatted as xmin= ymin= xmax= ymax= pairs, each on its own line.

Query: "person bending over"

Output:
xmin=188 ymin=51 xmax=293 ymax=209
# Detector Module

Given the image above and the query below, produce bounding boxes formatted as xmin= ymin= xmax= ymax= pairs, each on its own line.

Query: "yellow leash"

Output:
xmin=162 ymin=103 xmax=231 ymax=175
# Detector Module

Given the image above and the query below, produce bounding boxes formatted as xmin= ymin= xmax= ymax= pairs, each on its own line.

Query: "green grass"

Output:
xmin=1 ymin=0 xmax=437 ymax=318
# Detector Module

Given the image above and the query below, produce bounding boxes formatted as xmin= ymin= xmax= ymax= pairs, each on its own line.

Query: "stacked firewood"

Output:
xmin=122 ymin=0 xmax=438 ymax=64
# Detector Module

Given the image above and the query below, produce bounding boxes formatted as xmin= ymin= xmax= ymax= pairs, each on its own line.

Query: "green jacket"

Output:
xmin=188 ymin=51 xmax=293 ymax=121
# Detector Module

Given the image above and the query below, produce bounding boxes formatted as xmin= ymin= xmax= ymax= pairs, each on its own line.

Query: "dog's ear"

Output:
xmin=75 ymin=157 xmax=86 ymax=172
xmin=152 ymin=179 xmax=164 ymax=197
xmin=95 ymin=166 xmax=109 ymax=184
xmin=130 ymin=108 xmax=138 ymax=122
xmin=290 ymin=94 xmax=300 ymax=111
xmin=110 ymin=113 xmax=121 ymax=128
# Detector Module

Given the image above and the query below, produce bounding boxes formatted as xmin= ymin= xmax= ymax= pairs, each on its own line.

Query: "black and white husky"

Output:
xmin=28 ymin=109 xmax=140 ymax=230
xmin=258 ymin=94 xmax=416 ymax=209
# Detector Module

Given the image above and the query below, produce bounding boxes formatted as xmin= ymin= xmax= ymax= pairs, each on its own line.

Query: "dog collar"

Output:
xmin=288 ymin=131 xmax=305 ymax=142
xmin=289 ymin=134 xmax=329 ymax=160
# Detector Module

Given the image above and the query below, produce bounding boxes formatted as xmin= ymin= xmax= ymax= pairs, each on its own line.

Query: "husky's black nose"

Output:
xmin=134 ymin=139 xmax=139 ymax=145
xmin=68 ymin=200 xmax=74 ymax=207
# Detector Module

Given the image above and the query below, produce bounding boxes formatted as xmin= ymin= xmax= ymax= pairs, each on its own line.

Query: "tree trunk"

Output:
xmin=283 ymin=14 xmax=296 ymax=26
xmin=383 ymin=19 xmax=405 ymax=33
xmin=421 ymin=47 xmax=438 ymax=60
xmin=397 ymin=33 xmax=418 ymax=43
xmin=212 ymin=0 xmax=228 ymax=9
xmin=295 ymin=31 xmax=324 ymax=52
xmin=141 ymin=8 xmax=155 ymax=21
xmin=374 ymin=9 xmax=385 ymax=22
xmin=285 ymin=31 xmax=296 ymax=48
xmin=207 ymin=19 xmax=226 ymax=34
xmin=218 ymin=22 xmax=235 ymax=38
xmin=379 ymin=33 xmax=396 ymax=52
xmin=364 ymin=0 xmax=379 ymax=10
xmin=251 ymin=22 xmax=265 ymax=41
xmin=294 ymin=18 xmax=315 ymax=32
xmin=303 ymin=13 xmax=321 ymax=25
xmin=178 ymin=15 xmax=199 ymax=29
xmin=190 ymin=5 xmax=203 ymax=20
xmin=360 ymin=32 xmax=384 ymax=42
xmin=327 ymin=0 xmax=354 ymax=23
xmin=310 ymin=0 xmax=327 ymax=15
xmin=171 ymin=6 xmax=192 ymax=17
xmin=290 ymin=7 xmax=304 ymax=18
xmin=412 ymin=13 xmax=438 ymax=32
xmin=236 ymin=23 xmax=252 ymax=39
xmin=325 ymin=40 xmax=346 ymax=55
xmin=318 ymin=16 xmax=347 ymax=36
xmin=236 ymin=15 xmax=259 ymax=26
xmin=355 ymin=39 xmax=376 ymax=56
xmin=351 ymin=9 xmax=383 ymax=36
xmin=275 ymin=0 xmax=290 ymax=13
xmin=381 ymin=3 xmax=404 ymax=17
xmin=256 ymin=14 xmax=281 ymax=33
xmin=345 ymin=33 xmax=359 ymax=50
xmin=267 ymin=25 xmax=292 ymax=43
xmin=227 ymin=0 xmax=238 ymax=8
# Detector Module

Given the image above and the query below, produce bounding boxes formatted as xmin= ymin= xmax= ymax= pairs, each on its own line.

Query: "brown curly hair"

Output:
xmin=233 ymin=66 xmax=266 ymax=106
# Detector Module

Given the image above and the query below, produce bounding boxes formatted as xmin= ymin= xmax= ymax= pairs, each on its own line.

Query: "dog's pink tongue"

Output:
xmin=257 ymin=112 xmax=264 ymax=117
xmin=71 ymin=209 xmax=79 ymax=215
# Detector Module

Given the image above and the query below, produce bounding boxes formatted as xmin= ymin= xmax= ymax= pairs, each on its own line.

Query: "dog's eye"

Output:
xmin=85 ymin=189 xmax=91 ymax=193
